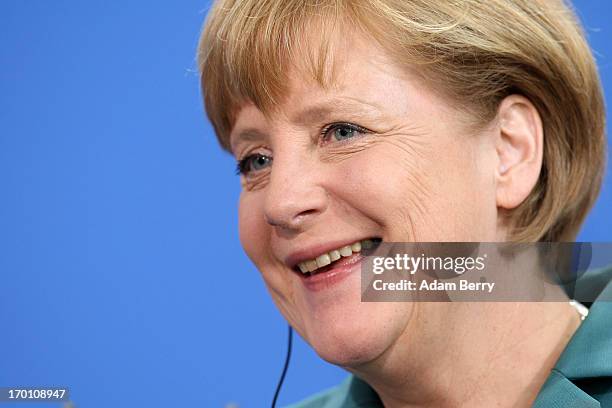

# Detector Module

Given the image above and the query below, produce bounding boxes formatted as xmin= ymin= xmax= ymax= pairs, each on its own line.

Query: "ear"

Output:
xmin=495 ymin=95 xmax=544 ymax=210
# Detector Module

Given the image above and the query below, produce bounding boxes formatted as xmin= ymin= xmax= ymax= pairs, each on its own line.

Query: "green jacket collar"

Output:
xmin=534 ymin=269 xmax=612 ymax=407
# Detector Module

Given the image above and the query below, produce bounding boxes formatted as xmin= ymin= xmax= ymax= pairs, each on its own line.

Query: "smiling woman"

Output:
xmin=197 ymin=0 xmax=609 ymax=407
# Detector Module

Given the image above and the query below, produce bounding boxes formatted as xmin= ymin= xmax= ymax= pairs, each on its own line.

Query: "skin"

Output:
xmin=229 ymin=32 xmax=581 ymax=407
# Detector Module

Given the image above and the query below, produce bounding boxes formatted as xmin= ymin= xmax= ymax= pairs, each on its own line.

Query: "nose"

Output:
xmin=263 ymin=149 xmax=328 ymax=232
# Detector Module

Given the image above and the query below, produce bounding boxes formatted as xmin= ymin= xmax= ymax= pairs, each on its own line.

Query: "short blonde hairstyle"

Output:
xmin=197 ymin=0 xmax=606 ymax=242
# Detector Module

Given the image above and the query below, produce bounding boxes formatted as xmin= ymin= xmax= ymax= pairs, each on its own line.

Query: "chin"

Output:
xmin=303 ymin=302 xmax=411 ymax=368
xmin=309 ymin=326 xmax=388 ymax=367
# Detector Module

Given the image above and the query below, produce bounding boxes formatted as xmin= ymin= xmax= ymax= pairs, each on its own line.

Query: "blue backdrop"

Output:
xmin=1 ymin=1 xmax=610 ymax=407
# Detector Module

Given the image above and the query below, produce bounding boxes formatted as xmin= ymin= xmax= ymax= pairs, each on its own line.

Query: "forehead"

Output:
xmin=229 ymin=31 xmax=417 ymax=145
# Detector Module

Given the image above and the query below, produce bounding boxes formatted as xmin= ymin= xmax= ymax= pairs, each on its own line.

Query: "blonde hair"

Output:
xmin=197 ymin=0 xmax=606 ymax=242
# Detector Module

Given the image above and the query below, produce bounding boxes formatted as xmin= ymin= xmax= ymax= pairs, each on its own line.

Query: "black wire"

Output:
xmin=271 ymin=325 xmax=293 ymax=408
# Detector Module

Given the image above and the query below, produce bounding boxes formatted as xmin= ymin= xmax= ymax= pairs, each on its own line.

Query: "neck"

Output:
xmin=349 ymin=301 xmax=582 ymax=408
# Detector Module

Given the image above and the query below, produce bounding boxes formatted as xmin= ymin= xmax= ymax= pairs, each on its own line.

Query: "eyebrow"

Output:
xmin=229 ymin=128 xmax=267 ymax=153
xmin=291 ymin=98 xmax=385 ymax=126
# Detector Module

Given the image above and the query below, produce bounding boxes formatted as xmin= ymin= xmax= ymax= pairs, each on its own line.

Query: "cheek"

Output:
xmin=433 ymin=137 xmax=498 ymax=237
xmin=333 ymin=136 xmax=497 ymax=241
xmin=430 ymin=139 xmax=497 ymax=237
xmin=238 ymin=192 xmax=269 ymax=265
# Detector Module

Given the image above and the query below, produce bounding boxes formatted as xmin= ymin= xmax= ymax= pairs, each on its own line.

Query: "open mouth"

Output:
xmin=293 ymin=238 xmax=382 ymax=277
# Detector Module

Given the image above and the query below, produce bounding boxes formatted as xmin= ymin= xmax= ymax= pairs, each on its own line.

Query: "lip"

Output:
xmin=299 ymin=252 xmax=364 ymax=292
xmin=284 ymin=238 xmax=373 ymax=270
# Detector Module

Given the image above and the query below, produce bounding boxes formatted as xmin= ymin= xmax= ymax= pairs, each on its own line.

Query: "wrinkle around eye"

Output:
xmin=241 ymin=170 xmax=271 ymax=192
xmin=318 ymin=137 xmax=375 ymax=164
xmin=318 ymin=125 xmax=430 ymax=164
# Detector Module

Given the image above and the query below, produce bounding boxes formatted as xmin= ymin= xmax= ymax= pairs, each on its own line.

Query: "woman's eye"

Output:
xmin=323 ymin=123 xmax=368 ymax=143
xmin=333 ymin=126 xmax=356 ymax=140
xmin=236 ymin=153 xmax=272 ymax=175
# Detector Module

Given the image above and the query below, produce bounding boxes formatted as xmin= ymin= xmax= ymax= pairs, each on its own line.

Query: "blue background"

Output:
xmin=0 ymin=1 xmax=610 ymax=407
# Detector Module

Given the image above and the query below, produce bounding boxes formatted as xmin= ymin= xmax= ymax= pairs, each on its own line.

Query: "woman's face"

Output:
xmin=230 ymin=33 xmax=501 ymax=366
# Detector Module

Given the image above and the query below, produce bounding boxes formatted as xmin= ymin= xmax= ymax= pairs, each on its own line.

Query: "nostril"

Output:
xmin=295 ymin=208 xmax=319 ymax=219
xmin=289 ymin=208 xmax=322 ymax=227
xmin=265 ymin=208 xmax=323 ymax=230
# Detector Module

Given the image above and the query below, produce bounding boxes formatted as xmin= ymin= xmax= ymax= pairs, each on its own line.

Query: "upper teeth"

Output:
xmin=297 ymin=239 xmax=374 ymax=274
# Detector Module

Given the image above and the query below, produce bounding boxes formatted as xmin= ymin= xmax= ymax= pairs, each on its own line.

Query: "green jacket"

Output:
xmin=286 ymin=266 xmax=612 ymax=407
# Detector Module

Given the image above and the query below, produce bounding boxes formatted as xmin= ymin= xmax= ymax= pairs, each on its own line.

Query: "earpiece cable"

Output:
xmin=271 ymin=325 xmax=293 ymax=408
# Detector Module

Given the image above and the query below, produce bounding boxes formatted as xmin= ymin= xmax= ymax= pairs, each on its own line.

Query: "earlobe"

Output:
xmin=495 ymin=95 xmax=544 ymax=210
